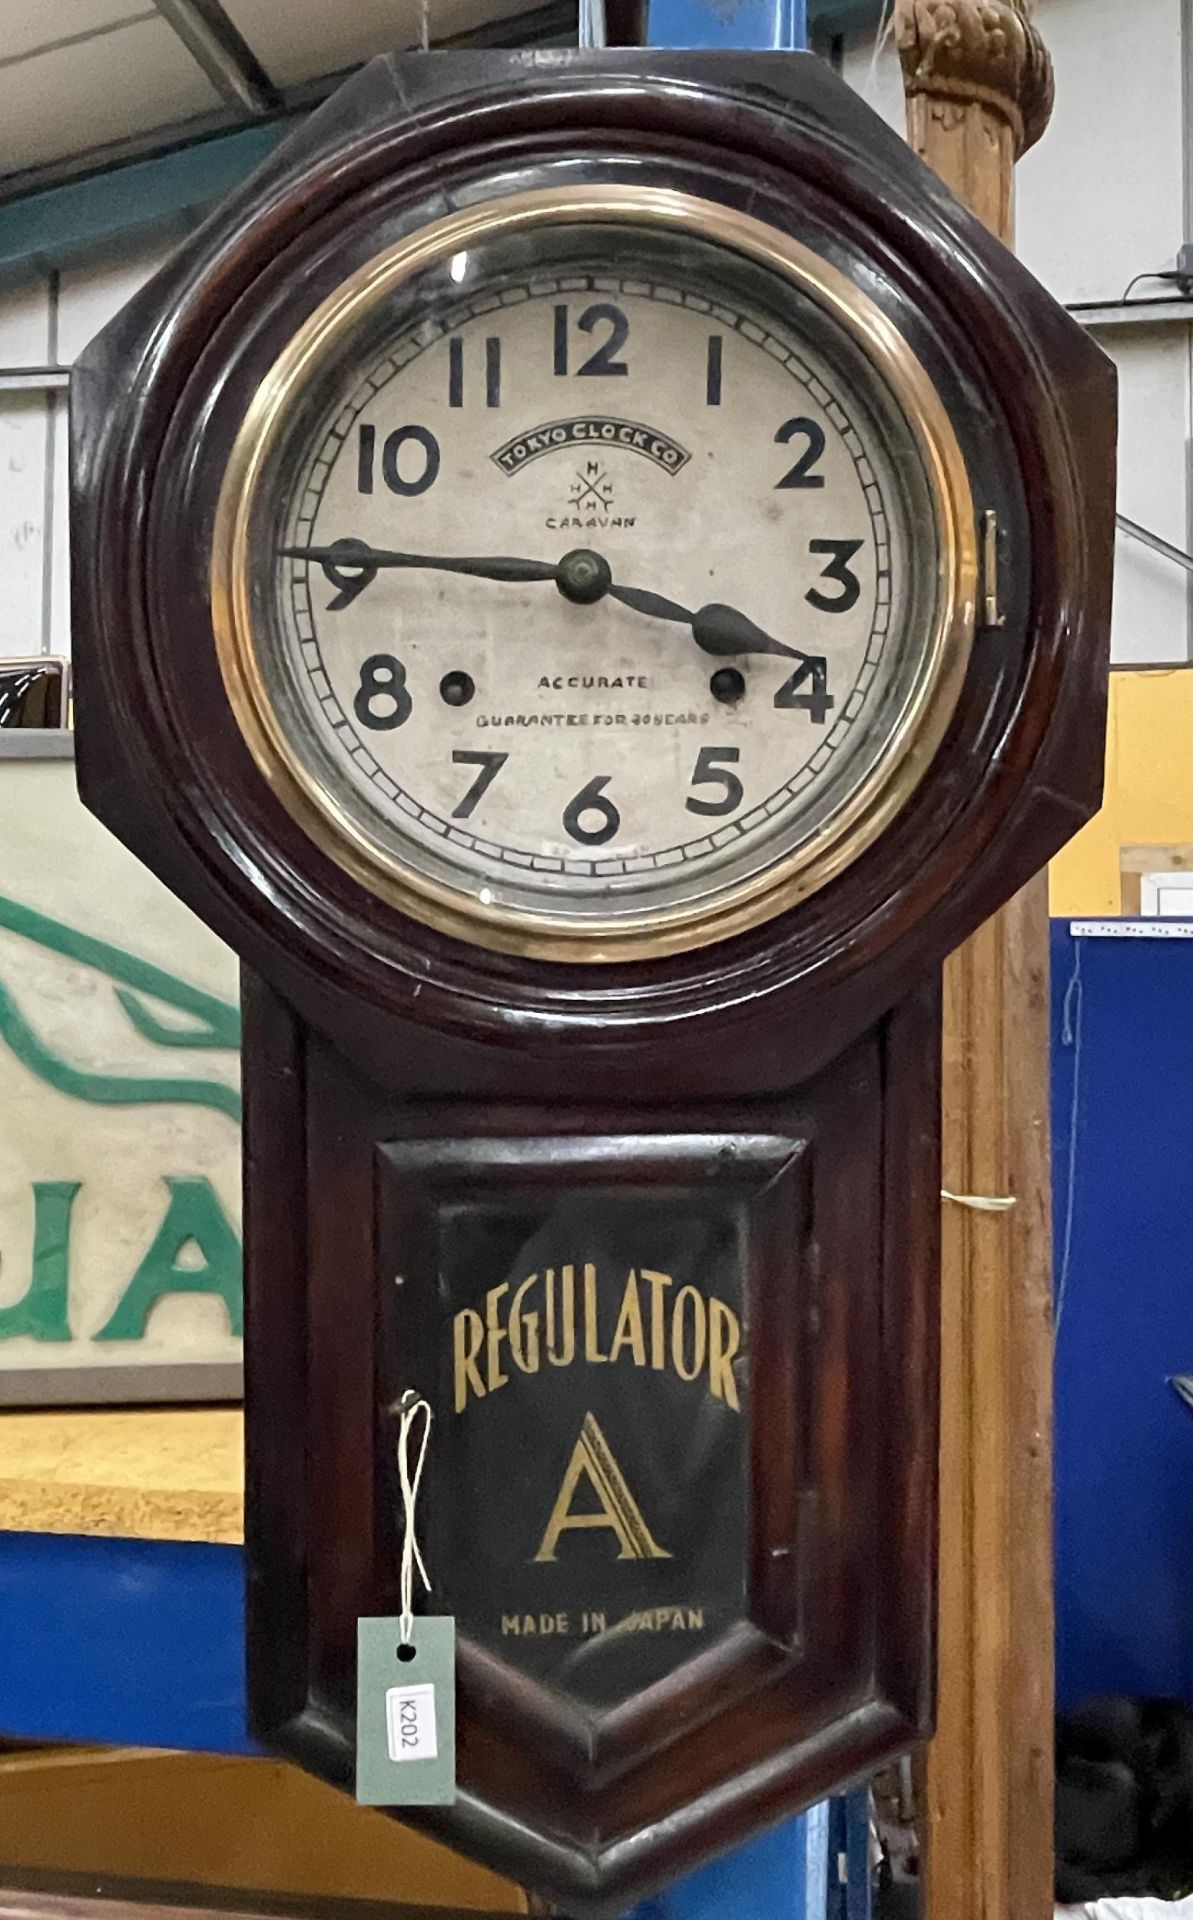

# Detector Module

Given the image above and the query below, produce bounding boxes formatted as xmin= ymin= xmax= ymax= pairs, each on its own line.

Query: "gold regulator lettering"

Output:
xmin=451 ymin=1264 xmax=742 ymax=1412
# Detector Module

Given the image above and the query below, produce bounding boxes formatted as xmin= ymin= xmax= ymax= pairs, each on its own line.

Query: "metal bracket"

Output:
xmin=981 ymin=508 xmax=1006 ymax=629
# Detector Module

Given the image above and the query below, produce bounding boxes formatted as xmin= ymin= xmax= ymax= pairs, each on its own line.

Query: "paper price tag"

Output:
xmin=386 ymin=1681 xmax=438 ymax=1763
xmin=356 ymin=1616 xmax=455 ymax=1806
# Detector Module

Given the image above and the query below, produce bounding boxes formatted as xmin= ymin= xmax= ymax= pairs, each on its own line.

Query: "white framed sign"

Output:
xmin=0 ymin=738 xmax=241 ymax=1404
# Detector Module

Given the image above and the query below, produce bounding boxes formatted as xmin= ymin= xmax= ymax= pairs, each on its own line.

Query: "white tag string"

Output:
xmin=394 ymin=1390 xmax=432 ymax=1647
xmin=941 ymin=1189 xmax=1018 ymax=1213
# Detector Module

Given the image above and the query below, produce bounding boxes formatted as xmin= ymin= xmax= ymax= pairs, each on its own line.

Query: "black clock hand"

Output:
xmin=279 ymin=538 xmax=558 ymax=609
xmin=606 ymin=584 xmax=803 ymax=662
xmin=282 ymin=538 xmax=807 ymax=663
xmin=691 ymin=604 xmax=802 ymax=661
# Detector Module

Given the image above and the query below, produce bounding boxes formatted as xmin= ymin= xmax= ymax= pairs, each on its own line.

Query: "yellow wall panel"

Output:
xmin=1049 ymin=666 xmax=1193 ymax=916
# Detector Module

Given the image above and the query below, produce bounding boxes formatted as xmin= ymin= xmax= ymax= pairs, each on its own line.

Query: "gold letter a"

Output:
xmin=533 ymin=1411 xmax=671 ymax=1563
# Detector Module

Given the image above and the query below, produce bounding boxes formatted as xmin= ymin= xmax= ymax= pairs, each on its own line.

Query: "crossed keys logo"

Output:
xmin=569 ymin=461 xmax=616 ymax=511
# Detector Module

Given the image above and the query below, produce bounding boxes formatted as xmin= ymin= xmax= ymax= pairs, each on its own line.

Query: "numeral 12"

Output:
xmin=553 ymin=303 xmax=630 ymax=377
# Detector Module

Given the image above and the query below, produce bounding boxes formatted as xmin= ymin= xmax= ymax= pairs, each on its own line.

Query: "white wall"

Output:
xmin=0 ymin=279 xmax=54 ymax=663
xmin=1098 ymin=324 xmax=1192 ymax=664
xmin=839 ymin=26 xmax=905 ymax=134
xmin=841 ymin=0 xmax=1192 ymax=666
xmin=841 ymin=0 xmax=1187 ymax=305
xmin=1019 ymin=0 xmax=1191 ymax=665
xmin=1017 ymin=0 xmax=1186 ymax=309
xmin=0 ymin=244 xmax=164 ymax=662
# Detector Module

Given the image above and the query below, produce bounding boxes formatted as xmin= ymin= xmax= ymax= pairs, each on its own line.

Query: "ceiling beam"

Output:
xmin=0 ymin=1 xmax=577 ymax=274
xmin=0 ymin=123 xmax=289 ymax=281
xmin=152 ymin=0 xmax=280 ymax=113
xmin=0 ymin=1 xmax=574 ymax=214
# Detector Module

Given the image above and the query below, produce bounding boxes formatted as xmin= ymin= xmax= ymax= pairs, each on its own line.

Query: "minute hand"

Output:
xmin=278 ymin=540 xmax=557 ymax=585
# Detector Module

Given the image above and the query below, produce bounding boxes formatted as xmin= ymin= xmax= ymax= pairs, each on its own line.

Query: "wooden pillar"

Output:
xmin=894 ymin=8 xmax=1058 ymax=1920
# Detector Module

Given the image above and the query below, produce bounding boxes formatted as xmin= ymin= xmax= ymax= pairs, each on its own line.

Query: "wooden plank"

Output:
xmin=0 ymin=1756 xmax=529 ymax=1913
xmin=0 ymin=1409 xmax=242 ymax=1541
xmin=894 ymin=7 xmax=1058 ymax=1919
xmin=0 ymin=1867 xmax=519 ymax=1920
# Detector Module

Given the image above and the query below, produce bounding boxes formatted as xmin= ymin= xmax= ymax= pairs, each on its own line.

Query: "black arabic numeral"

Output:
xmin=775 ymin=417 xmax=827 ymax=489
xmin=448 ymin=335 xmax=501 ymax=409
xmin=774 ymin=658 xmax=834 ymax=724
xmin=706 ymin=335 xmax=723 ymax=406
xmin=807 ymin=538 xmax=864 ymax=613
xmin=578 ymin=304 xmax=629 ymax=376
xmin=357 ymin=425 xmax=375 ymax=494
xmin=451 ymin=750 xmax=508 ymax=819
xmin=353 ymin=654 xmax=412 ymax=731
xmin=562 ymin=774 xmax=620 ymax=846
xmin=356 ymin=425 xmax=440 ymax=496
xmin=381 ymin=425 xmax=440 ymax=496
xmin=553 ymin=303 xmax=629 ymax=377
xmin=686 ymin=746 xmax=744 ymax=817
xmin=320 ymin=537 xmax=378 ymax=612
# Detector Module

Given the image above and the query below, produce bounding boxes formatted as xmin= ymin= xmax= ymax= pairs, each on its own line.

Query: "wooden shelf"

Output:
xmin=0 ymin=1410 xmax=243 ymax=1544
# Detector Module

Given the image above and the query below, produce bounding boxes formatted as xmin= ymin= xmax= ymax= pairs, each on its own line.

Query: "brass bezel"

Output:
xmin=211 ymin=185 xmax=978 ymax=964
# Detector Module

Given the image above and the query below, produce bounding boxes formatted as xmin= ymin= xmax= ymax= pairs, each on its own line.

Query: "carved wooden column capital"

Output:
xmin=895 ymin=1 xmax=1052 ymax=238
xmin=896 ymin=0 xmax=1053 ymax=155
xmin=891 ymin=1 xmax=1052 ymax=213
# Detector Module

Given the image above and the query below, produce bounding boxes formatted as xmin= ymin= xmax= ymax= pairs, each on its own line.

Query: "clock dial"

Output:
xmin=217 ymin=190 xmax=974 ymax=957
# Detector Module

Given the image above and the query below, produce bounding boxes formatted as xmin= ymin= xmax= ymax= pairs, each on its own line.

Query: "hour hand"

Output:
xmin=690 ymin=604 xmax=802 ymax=662
xmin=608 ymin=581 xmax=808 ymax=664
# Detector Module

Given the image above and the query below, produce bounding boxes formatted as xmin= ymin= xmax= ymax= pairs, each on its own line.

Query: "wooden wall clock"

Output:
xmin=71 ymin=47 xmax=1114 ymax=1917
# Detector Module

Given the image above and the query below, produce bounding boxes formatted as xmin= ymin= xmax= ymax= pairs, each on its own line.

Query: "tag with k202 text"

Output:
xmin=355 ymin=1616 xmax=456 ymax=1806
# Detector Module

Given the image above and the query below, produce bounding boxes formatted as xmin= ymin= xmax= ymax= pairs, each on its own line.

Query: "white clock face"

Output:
xmin=223 ymin=193 xmax=968 ymax=957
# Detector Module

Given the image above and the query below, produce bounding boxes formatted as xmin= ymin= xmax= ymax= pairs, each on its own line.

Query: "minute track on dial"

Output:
xmin=280 ymin=538 xmax=811 ymax=665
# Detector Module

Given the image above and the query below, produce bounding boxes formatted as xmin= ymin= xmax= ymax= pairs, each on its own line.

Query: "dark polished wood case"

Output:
xmin=70 ymin=49 xmax=1114 ymax=1915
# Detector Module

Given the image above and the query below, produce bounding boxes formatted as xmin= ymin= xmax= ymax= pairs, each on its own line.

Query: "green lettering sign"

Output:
xmin=0 ymin=1180 xmax=79 ymax=1342
xmin=96 ymin=1177 xmax=243 ymax=1340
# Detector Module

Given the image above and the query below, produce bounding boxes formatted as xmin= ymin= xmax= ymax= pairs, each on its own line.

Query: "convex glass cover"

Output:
xmin=213 ymin=187 xmax=976 ymax=959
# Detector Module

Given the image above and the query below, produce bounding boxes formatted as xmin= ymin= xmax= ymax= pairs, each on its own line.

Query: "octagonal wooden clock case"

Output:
xmin=71 ymin=47 xmax=1114 ymax=1917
